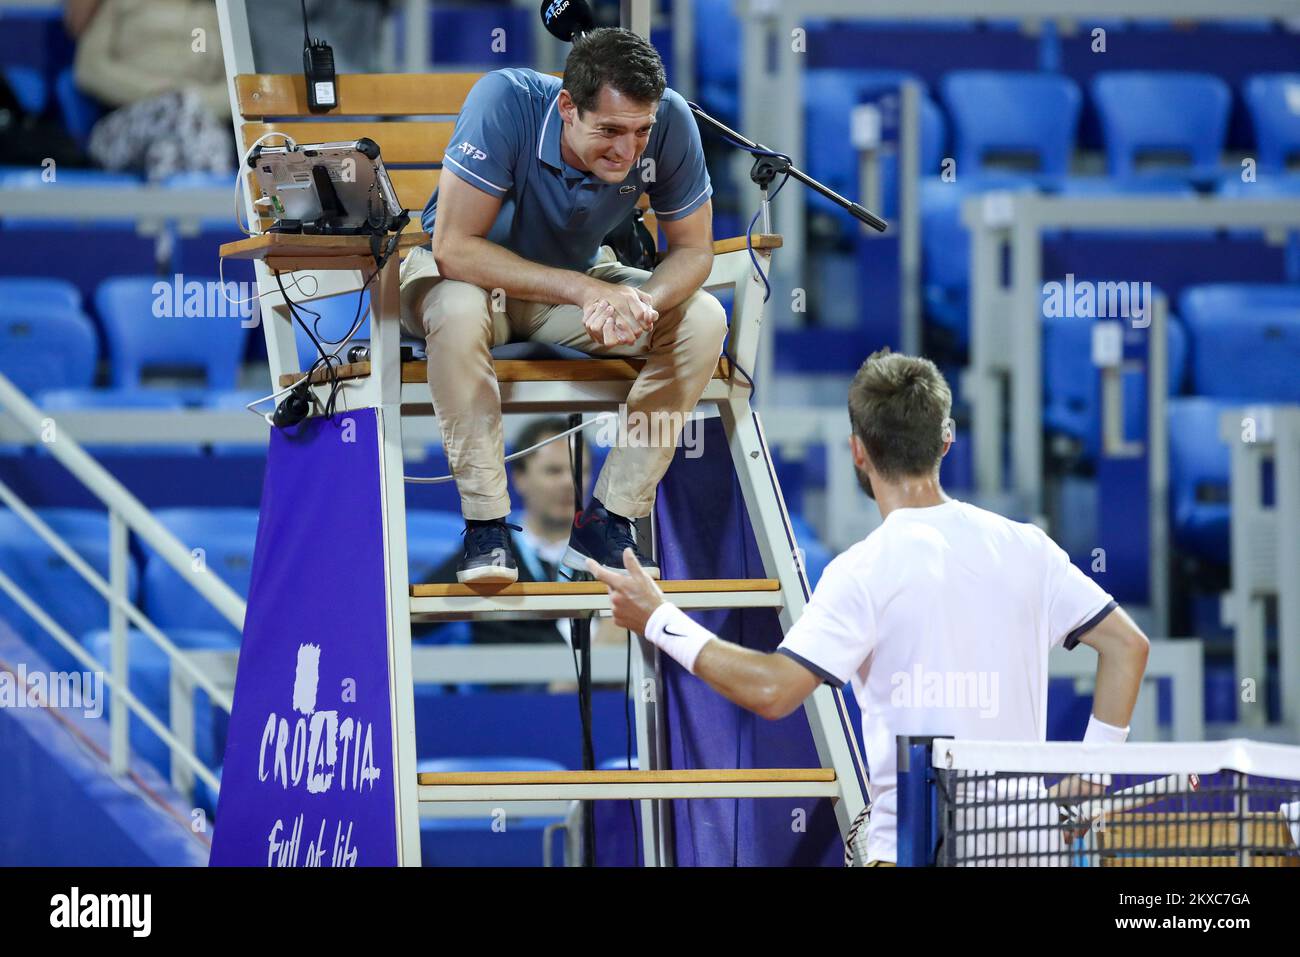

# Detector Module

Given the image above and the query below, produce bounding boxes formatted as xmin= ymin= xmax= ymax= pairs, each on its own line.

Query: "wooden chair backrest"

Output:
xmin=235 ymin=73 xmax=655 ymax=236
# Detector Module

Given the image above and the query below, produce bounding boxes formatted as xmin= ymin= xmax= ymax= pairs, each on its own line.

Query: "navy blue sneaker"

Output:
xmin=457 ymin=519 xmax=521 ymax=584
xmin=562 ymin=500 xmax=660 ymax=579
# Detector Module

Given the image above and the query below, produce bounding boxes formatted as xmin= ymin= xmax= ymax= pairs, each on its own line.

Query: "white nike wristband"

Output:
xmin=643 ymin=603 xmax=714 ymax=674
xmin=1083 ymin=714 xmax=1129 ymax=745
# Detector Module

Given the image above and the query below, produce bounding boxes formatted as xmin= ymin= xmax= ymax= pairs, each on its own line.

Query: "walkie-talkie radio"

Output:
xmin=301 ymin=0 xmax=337 ymax=113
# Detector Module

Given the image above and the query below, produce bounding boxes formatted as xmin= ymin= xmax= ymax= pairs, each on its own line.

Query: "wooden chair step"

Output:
xmin=417 ymin=767 xmax=839 ymax=802
xmin=279 ymin=355 xmax=733 ymax=389
xmin=419 ymin=768 xmax=835 ymax=785
xmin=409 ymin=578 xmax=782 ymax=623
xmin=410 ymin=578 xmax=779 ymax=598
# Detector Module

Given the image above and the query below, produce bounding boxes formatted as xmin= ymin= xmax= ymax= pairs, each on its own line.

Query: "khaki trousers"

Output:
xmin=398 ymin=245 xmax=727 ymax=520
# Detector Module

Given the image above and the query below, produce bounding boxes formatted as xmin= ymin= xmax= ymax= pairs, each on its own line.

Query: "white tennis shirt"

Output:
xmin=778 ymin=499 xmax=1116 ymax=864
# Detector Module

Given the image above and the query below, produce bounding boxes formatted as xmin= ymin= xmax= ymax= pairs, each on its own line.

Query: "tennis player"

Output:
xmin=589 ymin=349 xmax=1151 ymax=865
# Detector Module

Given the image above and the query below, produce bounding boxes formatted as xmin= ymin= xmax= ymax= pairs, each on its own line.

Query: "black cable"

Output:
xmin=566 ymin=413 xmax=596 ymax=866
xmin=275 ymin=220 xmax=397 ymax=422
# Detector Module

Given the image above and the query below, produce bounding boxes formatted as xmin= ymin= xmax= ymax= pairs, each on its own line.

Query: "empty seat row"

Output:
xmin=805 ymin=69 xmax=1300 ymax=213
xmin=919 ymin=171 xmax=1300 ymax=349
xmin=1044 ymin=282 xmax=1300 ymax=455
xmin=0 ymin=276 xmax=252 ymax=397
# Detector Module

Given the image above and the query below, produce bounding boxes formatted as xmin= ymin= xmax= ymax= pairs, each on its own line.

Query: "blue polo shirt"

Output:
xmin=421 ymin=67 xmax=712 ymax=272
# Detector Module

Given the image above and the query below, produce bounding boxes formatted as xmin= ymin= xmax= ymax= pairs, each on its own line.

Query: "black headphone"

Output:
xmin=271 ymin=382 xmax=313 ymax=428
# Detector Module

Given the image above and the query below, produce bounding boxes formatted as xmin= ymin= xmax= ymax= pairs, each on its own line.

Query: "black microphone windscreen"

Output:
xmin=540 ymin=0 xmax=594 ymax=42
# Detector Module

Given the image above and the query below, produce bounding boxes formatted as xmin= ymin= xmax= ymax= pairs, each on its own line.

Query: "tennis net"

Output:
xmin=898 ymin=737 xmax=1300 ymax=867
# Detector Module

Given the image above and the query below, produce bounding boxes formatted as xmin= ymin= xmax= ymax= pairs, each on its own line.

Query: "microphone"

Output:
xmin=540 ymin=0 xmax=594 ymax=43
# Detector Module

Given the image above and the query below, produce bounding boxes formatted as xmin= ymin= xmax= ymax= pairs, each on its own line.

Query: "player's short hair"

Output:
xmin=848 ymin=349 xmax=953 ymax=480
xmin=563 ymin=27 xmax=666 ymax=116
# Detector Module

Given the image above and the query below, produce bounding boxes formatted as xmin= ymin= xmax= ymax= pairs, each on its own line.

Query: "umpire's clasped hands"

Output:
xmin=581 ymin=280 xmax=658 ymax=347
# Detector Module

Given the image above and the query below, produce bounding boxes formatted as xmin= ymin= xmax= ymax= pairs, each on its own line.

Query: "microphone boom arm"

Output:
xmin=688 ymin=102 xmax=888 ymax=233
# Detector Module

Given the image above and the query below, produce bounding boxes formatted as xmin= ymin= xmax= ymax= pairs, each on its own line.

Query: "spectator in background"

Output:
xmin=71 ymin=0 xmax=234 ymax=180
xmin=430 ymin=417 xmax=624 ymax=652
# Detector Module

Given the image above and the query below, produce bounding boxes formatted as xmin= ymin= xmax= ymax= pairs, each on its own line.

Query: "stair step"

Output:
xmin=409 ymin=578 xmax=783 ymax=622
xmin=417 ymin=768 xmax=839 ymax=802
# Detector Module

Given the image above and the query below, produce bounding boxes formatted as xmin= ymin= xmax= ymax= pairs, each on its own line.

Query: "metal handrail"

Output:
xmin=0 ymin=482 xmax=234 ymax=711
xmin=0 ymin=372 xmax=244 ymax=791
xmin=0 ymin=375 xmax=244 ymax=628
xmin=0 ymin=566 xmax=221 ymax=793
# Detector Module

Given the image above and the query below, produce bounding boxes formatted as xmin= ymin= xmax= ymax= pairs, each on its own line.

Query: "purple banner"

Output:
xmin=654 ymin=417 xmax=843 ymax=866
xmin=210 ymin=409 xmax=398 ymax=866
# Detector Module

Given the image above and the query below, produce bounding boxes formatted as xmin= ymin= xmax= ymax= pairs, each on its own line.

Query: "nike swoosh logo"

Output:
xmin=663 ymin=628 xmax=689 ymax=638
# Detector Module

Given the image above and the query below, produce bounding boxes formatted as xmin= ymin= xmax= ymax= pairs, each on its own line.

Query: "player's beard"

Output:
xmin=855 ymin=464 xmax=876 ymax=500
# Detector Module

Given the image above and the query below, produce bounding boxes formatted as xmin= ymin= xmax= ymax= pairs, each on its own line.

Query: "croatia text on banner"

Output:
xmin=210 ymin=409 xmax=399 ymax=866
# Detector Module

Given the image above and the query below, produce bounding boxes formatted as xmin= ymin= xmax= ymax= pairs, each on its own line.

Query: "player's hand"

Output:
xmin=586 ymin=548 xmax=665 ymax=634
xmin=582 ymin=297 xmax=637 ymax=347
xmin=585 ymin=282 xmax=657 ymax=341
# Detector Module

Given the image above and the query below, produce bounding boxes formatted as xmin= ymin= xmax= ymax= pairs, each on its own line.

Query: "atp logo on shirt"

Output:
xmin=456 ymin=140 xmax=488 ymax=162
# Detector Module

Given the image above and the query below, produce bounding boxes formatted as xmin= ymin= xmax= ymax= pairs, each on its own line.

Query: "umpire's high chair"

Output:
xmin=214 ymin=0 xmax=868 ymax=866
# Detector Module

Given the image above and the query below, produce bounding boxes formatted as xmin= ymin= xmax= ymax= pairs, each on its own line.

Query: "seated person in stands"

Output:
xmin=69 ymin=0 xmax=234 ymax=179
xmin=430 ymin=417 xmax=623 ymax=655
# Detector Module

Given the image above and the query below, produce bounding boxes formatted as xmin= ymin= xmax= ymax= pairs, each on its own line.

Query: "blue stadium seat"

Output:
xmin=407 ymin=510 xmax=473 ymax=647
xmin=0 ymin=303 xmax=97 ymax=397
xmin=407 ymin=509 xmax=466 ymax=582
xmin=418 ymin=756 xmax=568 ymax=866
xmin=202 ymin=390 xmax=271 ymax=457
xmin=142 ymin=508 xmax=260 ymax=634
xmin=1167 ymin=397 xmax=1233 ymax=565
xmin=0 ymin=509 xmax=137 ymax=673
xmin=34 ymin=388 xmax=200 ymax=456
xmin=293 ymin=291 xmax=371 ymax=365
xmin=1243 ymin=73 xmax=1300 ymax=173
xmin=1178 ymin=283 xmax=1300 ymax=401
xmin=1090 ymin=72 xmax=1232 ymax=181
xmin=1055 ymin=177 xmax=1198 ymax=197
xmin=82 ymin=627 xmax=238 ymax=778
xmin=3 ymin=65 xmax=49 ymax=115
xmin=53 ymin=67 xmax=104 ymax=146
xmin=0 ymin=169 xmax=141 ymax=230
xmin=159 ymin=172 xmax=238 ymax=230
xmin=1216 ymin=173 xmax=1300 ymax=196
xmin=429 ymin=5 xmax=533 ymax=65
xmin=694 ymin=0 xmax=741 ymax=124
xmin=593 ymin=753 xmax=641 ymax=866
xmin=1042 ymin=308 xmax=1188 ymax=462
xmin=0 ymin=168 xmax=140 ymax=189
xmin=195 ymin=764 xmax=222 ymax=820
xmin=940 ymin=71 xmax=1082 ymax=182
xmin=921 ymin=173 xmax=1038 ymax=347
xmin=803 ymin=69 xmax=945 ymax=225
xmin=159 ymin=171 xmax=233 ymax=190
xmin=0 ymin=277 xmax=81 ymax=313
xmin=94 ymin=276 xmax=252 ymax=390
